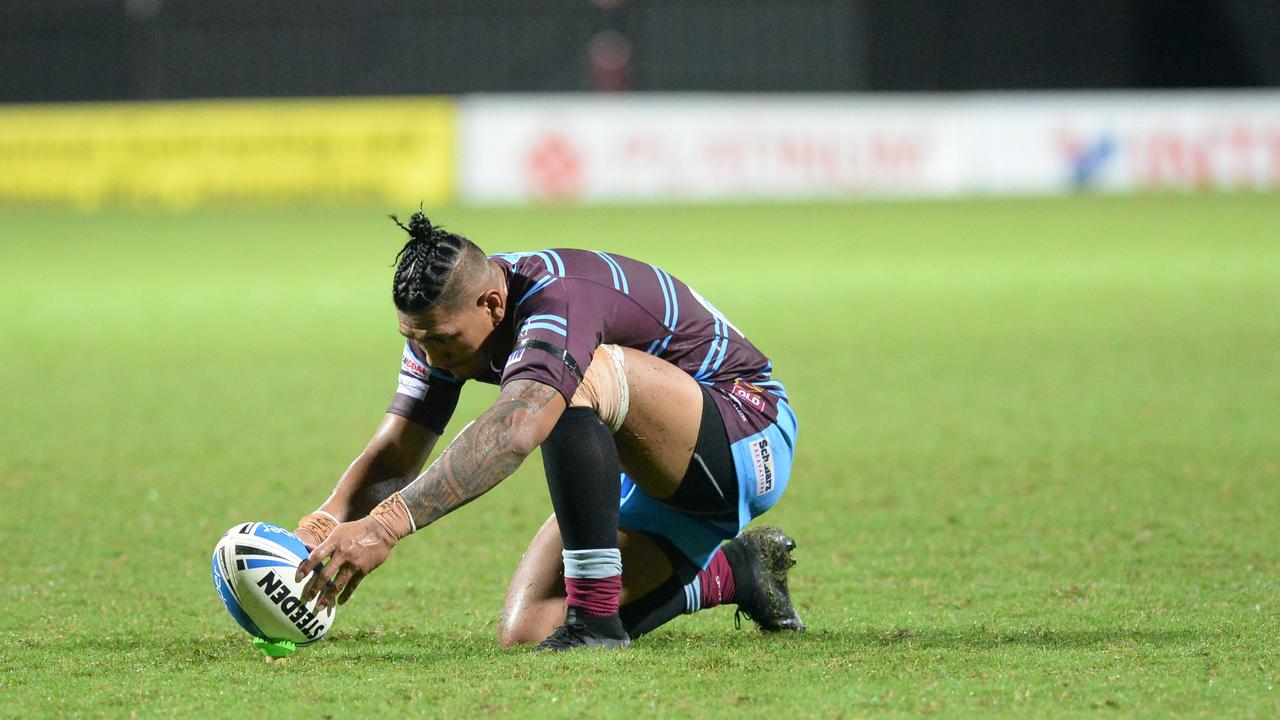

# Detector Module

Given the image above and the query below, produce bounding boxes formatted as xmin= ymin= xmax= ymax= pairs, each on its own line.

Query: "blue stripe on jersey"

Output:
xmin=533 ymin=251 xmax=564 ymax=278
xmin=694 ymin=317 xmax=723 ymax=380
xmin=645 ymin=334 xmax=673 ymax=355
xmin=517 ymin=276 xmax=558 ymax=306
xmin=492 ymin=251 xmax=542 ymax=275
xmin=708 ymin=335 xmax=730 ymax=376
xmin=523 ymin=314 xmax=567 ymax=327
xmin=593 ymin=251 xmax=631 ymax=293
xmin=596 ymin=251 xmax=630 ymax=294
xmin=594 ymin=251 xmax=621 ymax=290
xmin=658 ymin=268 xmax=679 ymax=329
xmin=521 ymin=321 xmax=568 ymax=336
xmin=651 ymin=265 xmax=672 ymax=328
xmin=755 ymin=379 xmax=789 ymax=398
xmin=544 ymin=250 xmax=567 ymax=277
xmin=697 ymin=338 xmax=727 ymax=381
xmin=613 ymin=256 xmax=630 ymax=294
xmin=490 ymin=252 xmax=526 ymax=264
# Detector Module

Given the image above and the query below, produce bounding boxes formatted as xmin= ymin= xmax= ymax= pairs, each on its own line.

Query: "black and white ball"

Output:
xmin=211 ymin=522 xmax=335 ymax=646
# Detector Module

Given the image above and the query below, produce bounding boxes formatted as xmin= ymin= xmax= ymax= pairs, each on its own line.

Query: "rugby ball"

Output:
xmin=211 ymin=522 xmax=335 ymax=646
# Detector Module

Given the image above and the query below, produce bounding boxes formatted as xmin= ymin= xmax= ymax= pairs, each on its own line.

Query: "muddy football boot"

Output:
xmin=724 ymin=525 xmax=804 ymax=632
xmin=536 ymin=606 xmax=632 ymax=652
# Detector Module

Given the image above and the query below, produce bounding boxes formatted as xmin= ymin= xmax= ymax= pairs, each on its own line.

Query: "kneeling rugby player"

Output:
xmin=294 ymin=211 xmax=802 ymax=650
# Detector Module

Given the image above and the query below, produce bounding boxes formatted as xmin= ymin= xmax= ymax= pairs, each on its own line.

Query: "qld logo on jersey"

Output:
xmin=749 ymin=438 xmax=775 ymax=495
xmin=729 ymin=379 xmax=767 ymax=413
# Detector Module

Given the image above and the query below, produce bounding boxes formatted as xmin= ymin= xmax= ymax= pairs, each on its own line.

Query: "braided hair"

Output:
xmin=390 ymin=210 xmax=481 ymax=313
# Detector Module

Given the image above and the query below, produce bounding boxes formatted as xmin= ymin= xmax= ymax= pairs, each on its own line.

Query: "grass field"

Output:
xmin=2 ymin=195 xmax=1278 ymax=717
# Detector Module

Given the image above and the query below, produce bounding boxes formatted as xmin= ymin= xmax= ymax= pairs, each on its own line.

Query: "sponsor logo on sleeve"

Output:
xmin=403 ymin=355 xmax=430 ymax=377
xmin=505 ymin=347 xmax=526 ymax=369
xmin=749 ymin=438 xmax=775 ymax=495
xmin=397 ymin=373 xmax=428 ymax=399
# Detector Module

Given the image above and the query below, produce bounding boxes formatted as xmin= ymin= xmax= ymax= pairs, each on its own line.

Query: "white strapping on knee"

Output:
xmin=570 ymin=343 xmax=630 ymax=433
xmin=562 ymin=548 xmax=623 ymax=579
xmin=600 ymin=343 xmax=630 ymax=433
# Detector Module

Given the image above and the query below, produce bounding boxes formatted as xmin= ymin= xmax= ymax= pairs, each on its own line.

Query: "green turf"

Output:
xmin=1 ymin=195 xmax=1278 ymax=718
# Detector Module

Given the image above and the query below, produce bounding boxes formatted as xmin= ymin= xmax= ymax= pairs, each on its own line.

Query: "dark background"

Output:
xmin=3 ymin=0 xmax=1278 ymax=103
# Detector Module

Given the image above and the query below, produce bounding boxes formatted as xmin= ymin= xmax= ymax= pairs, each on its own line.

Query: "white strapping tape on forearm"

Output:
xmin=570 ymin=344 xmax=630 ymax=433
xmin=562 ymin=548 xmax=623 ymax=579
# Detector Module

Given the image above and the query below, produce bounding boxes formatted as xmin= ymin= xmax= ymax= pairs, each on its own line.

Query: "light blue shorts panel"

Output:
xmin=617 ymin=399 xmax=798 ymax=569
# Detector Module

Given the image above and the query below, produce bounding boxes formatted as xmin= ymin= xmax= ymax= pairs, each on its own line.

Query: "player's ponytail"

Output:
xmin=390 ymin=208 xmax=476 ymax=312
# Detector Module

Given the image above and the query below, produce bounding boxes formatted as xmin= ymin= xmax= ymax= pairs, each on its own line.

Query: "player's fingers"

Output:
xmin=303 ymin=560 xmax=338 ymax=603
xmin=296 ymin=538 xmax=333 ymax=583
xmin=337 ymin=573 xmax=365 ymax=606
xmin=315 ymin=566 xmax=356 ymax=612
xmin=301 ymin=548 xmax=341 ymax=602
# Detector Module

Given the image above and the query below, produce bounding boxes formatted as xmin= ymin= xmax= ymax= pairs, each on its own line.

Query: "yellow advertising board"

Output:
xmin=0 ymin=97 xmax=456 ymax=208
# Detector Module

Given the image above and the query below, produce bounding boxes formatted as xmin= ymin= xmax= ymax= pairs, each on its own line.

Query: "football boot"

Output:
xmin=536 ymin=606 xmax=632 ymax=652
xmin=724 ymin=525 xmax=804 ymax=633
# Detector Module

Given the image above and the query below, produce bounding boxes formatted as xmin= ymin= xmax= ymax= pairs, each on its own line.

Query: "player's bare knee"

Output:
xmin=497 ymin=605 xmax=526 ymax=647
xmin=497 ymin=615 xmax=523 ymax=647
xmin=498 ymin=618 xmax=540 ymax=647
xmin=497 ymin=603 xmax=560 ymax=647
xmin=569 ymin=344 xmax=630 ymax=432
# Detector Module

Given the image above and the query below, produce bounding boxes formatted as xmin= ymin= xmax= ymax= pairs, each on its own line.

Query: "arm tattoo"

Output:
xmin=399 ymin=380 xmax=560 ymax=529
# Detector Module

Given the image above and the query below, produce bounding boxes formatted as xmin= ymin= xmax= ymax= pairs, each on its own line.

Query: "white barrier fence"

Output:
xmin=461 ymin=93 xmax=1280 ymax=204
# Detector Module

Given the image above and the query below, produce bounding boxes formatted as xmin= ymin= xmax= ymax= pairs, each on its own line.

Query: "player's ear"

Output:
xmin=483 ymin=288 xmax=504 ymax=326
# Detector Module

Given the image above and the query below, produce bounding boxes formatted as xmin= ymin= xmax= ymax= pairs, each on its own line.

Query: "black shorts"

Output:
xmin=657 ymin=386 xmax=738 ymax=520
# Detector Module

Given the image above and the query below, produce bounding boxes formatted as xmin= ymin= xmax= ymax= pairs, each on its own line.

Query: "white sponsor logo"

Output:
xmin=463 ymin=94 xmax=1280 ymax=203
xmin=749 ymin=438 xmax=774 ymax=495
xmin=396 ymin=375 xmax=428 ymax=400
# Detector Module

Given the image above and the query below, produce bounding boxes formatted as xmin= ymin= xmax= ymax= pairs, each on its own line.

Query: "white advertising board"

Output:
xmin=461 ymin=93 xmax=1280 ymax=204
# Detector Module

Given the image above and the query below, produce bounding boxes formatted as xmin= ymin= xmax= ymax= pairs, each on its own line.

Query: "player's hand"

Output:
xmin=296 ymin=515 xmax=396 ymax=611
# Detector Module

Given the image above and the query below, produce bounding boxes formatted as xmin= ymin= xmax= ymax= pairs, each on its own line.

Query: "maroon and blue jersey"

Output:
xmin=389 ymin=248 xmax=799 ymax=568
xmin=388 ymin=249 xmax=790 ymax=444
